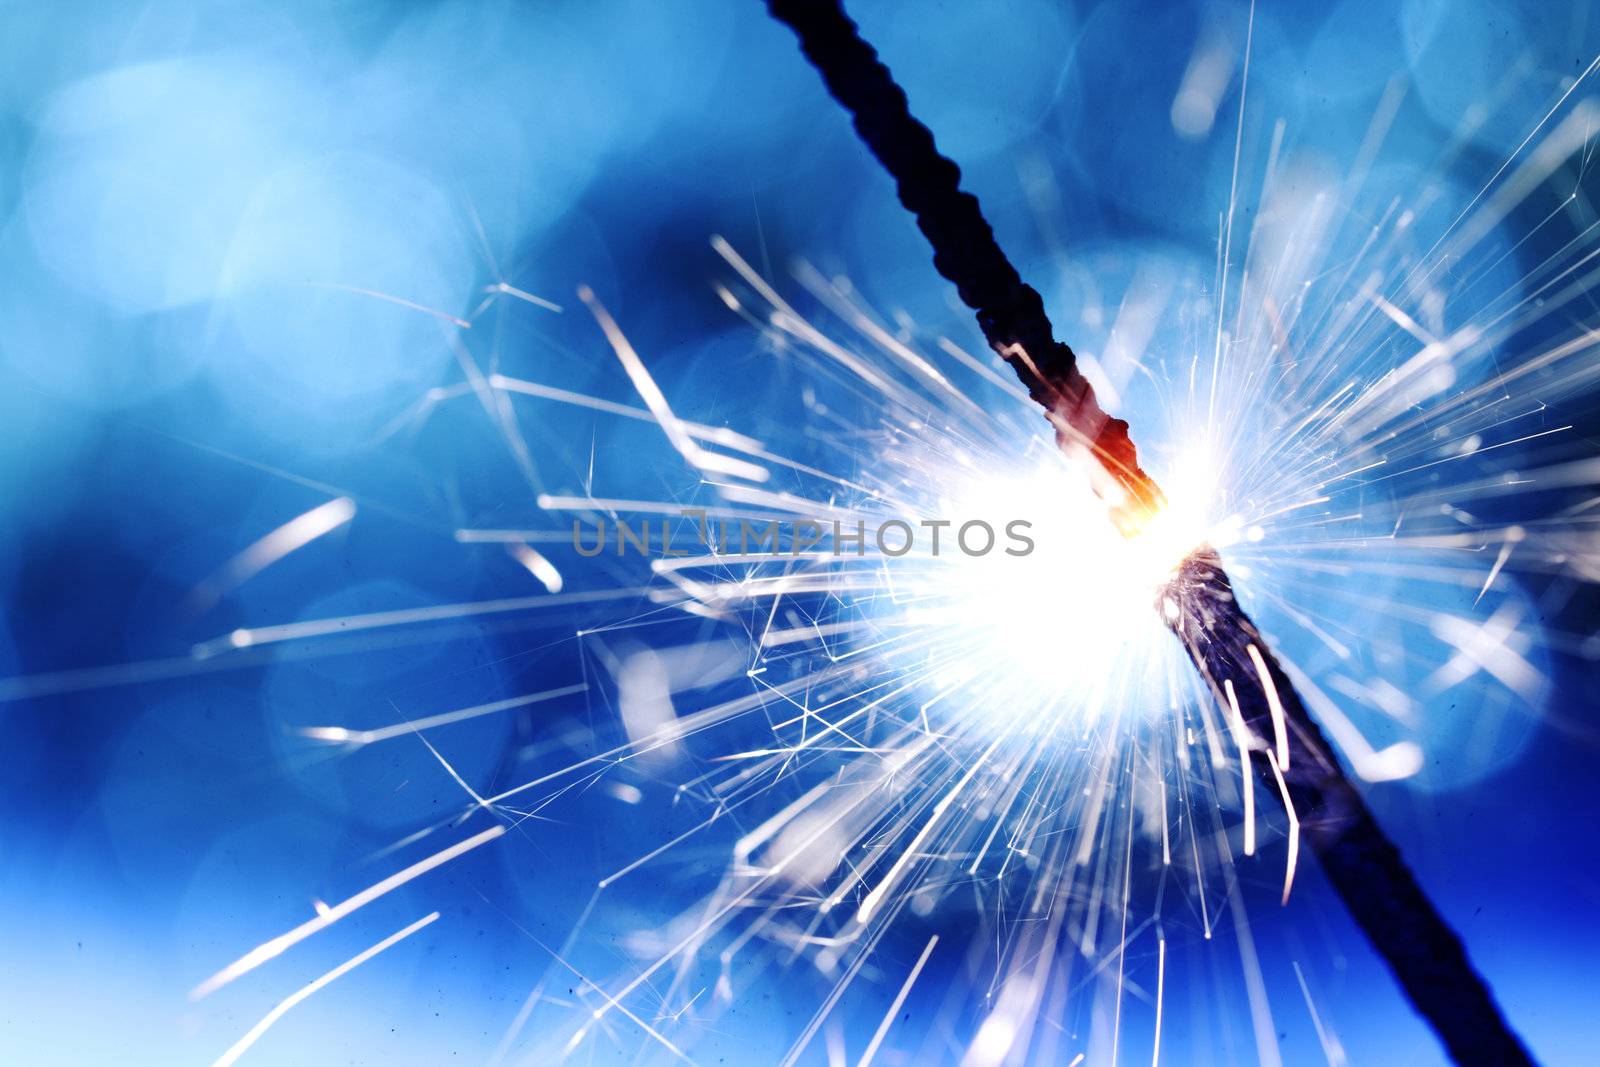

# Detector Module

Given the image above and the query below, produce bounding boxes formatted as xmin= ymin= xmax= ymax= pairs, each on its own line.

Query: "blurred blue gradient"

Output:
xmin=2 ymin=1 xmax=1599 ymax=1064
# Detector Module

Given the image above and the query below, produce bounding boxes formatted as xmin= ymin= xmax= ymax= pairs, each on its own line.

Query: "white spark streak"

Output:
xmin=1171 ymin=22 xmax=1236 ymax=139
xmin=856 ymin=733 xmax=1004 ymax=924
xmin=486 ymin=280 xmax=564 ymax=313
xmin=1265 ymin=750 xmax=1300 ymax=905
xmin=489 ymin=373 xmax=764 ymax=453
xmin=209 ymin=912 xmax=439 ymax=1067
xmin=507 ymin=541 xmax=564 ymax=593
xmin=1223 ymin=679 xmax=1256 ymax=857
xmin=191 ymin=826 xmax=503 ymax=1000
xmin=315 ymin=281 xmax=472 ymax=329
xmin=578 ymin=284 xmax=769 ymax=484
xmin=1230 ymin=871 xmax=1284 ymax=1067
xmin=855 ymin=934 xmax=939 ymax=1067
xmin=186 ymin=497 xmax=356 ymax=614
xmin=191 ymin=588 xmax=645 ymax=658
xmin=1246 ymin=644 xmax=1289 ymax=770
xmin=1293 ymin=960 xmax=1348 ymax=1067
xmin=300 ymin=684 xmax=586 ymax=746
xmin=1152 ymin=936 xmax=1167 ymax=1067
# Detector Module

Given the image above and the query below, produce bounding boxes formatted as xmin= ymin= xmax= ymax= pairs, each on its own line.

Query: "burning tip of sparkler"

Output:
xmin=909 ymin=449 xmax=1219 ymax=708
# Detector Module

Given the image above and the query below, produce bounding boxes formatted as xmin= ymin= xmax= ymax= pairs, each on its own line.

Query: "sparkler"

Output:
xmin=8 ymin=5 xmax=1598 ymax=1064
xmin=765 ymin=1 xmax=1534 ymax=1064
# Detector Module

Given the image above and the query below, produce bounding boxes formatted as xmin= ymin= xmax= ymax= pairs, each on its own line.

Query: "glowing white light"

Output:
xmin=896 ymin=448 xmax=1217 ymax=722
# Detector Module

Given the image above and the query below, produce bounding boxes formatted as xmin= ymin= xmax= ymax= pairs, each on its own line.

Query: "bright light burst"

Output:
xmin=10 ymin=27 xmax=1600 ymax=1067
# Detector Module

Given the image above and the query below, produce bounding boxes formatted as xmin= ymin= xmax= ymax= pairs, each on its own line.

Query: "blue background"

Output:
xmin=2 ymin=1 xmax=1598 ymax=1064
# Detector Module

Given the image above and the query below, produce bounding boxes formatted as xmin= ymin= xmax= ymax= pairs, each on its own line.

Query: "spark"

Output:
xmin=190 ymin=587 xmax=646 ymax=659
xmin=1293 ymin=960 xmax=1348 ymax=1067
xmin=1222 ymin=679 xmax=1256 ymax=857
xmin=856 ymin=934 xmax=939 ymax=1067
xmin=1265 ymin=750 xmax=1301 ymax=906
xmin=208 ymin=911 xmax=439 ymax=1067
xmin=314 ymin=281 xmax=472 ymax=329
xmin=185 ymin=496 xmax=356 ymax=615
xmin=1151 ymin=936 xmax=1167 ymax=1067
xmin=485 ymin=280 xmax=565 ymax=313
xmin=299 ymin=684 xmax=588 ymax=746
xmin=578 ymin=284 xmax=770 ymax=484
xmin=856 ymin=733 xmax=1004 ymax=925
xmin=190 ymin=825 xmax=503 ymax=1000
xmin=506 ymin=541 xmax=565 ymax=593
xmin=1246 ymin=644 xmax=1289 ymax=770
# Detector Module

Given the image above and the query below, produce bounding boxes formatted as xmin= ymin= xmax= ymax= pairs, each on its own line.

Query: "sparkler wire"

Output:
xmin=765 ymin=1 xmax=1536 ymax=1063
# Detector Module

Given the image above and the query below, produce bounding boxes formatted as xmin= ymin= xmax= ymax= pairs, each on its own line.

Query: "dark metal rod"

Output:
xmin=766 ymin=2 xmax=1535 ymax=1063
